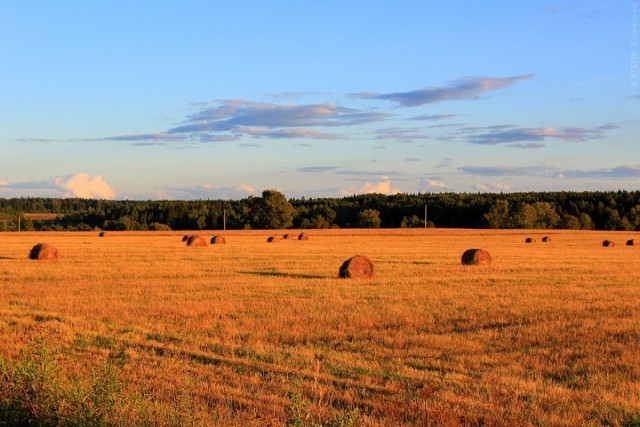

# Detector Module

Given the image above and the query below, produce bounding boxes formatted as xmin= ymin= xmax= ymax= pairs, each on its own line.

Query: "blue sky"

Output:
xmin=1 ymin=1 xmax=638 ymax=200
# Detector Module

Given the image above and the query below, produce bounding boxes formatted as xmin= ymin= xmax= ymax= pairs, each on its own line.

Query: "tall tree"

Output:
xmin=249 ymin=190 xmax=295 ymax=229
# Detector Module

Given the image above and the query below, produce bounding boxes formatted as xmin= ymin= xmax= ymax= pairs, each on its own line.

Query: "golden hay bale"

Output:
xmin=181 ymin=235 xmax=190 ymax=242
xmin=282 ymin=233 xmax=291 ymax=239
xmin=186 ymin=236 xmax=207 ymax=247
xmin=266 ymin=236 xmax=279 ymax=243
xmin=29 ymin=243 xmax=60 ymax=261
xmin=298 ymin=232 xmax=309 ymax=241
xmin=627 ymin=239 xmax=635 ymax=246
xmin=541 ymin=236 xmax=551 ymax=242
xmin=525 ymin=237 xmax=536 ymax=243
xmin=461 ymin=249 xmax=492 ymax=266
xmin=602 ymin=240 xmax=615 ymax=247
xmin=210 ymin=235 xmax=226 ymax=245
xmin=339 ymin=255 xmax=374 ymax=279
xmin=99 ymin=231 xmax=107 ymax=237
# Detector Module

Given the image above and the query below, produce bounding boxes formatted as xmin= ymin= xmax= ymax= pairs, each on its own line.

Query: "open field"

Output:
xmin=1 ymin=229 xmax=639 ymax=426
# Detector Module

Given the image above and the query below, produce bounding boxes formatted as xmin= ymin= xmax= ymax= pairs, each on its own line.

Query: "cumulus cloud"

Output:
xmin=426 ymin=180 xmax=448 ymax=188
xmin=0 ymin=173 xmax=115 ymax=199
xmin=352 ymin=74 xmax=534 ymax=106
xmin=472 ymin=182 xmax=511 ymax=192
xmin=340 ymin=176 xmax=400 ymax=195
xmin=56 ymin=173 xmax=116 ymax=199
xmin=417 ymin=177 xmax=449 ymax=193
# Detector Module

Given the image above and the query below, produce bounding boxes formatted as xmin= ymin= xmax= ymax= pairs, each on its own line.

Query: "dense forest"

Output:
xmin=1 ymin=190 xmax=639 ymax=231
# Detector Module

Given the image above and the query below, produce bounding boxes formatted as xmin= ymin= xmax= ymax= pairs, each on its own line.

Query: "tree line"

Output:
xmin=1 ymin=190 xmax=639 ymax=231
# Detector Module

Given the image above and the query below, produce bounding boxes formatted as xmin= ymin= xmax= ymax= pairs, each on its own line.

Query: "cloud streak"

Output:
xmin=467 ymin=123 xmax=617 ymax=145
xmin=459 ymin=164 xmax=640 ymax=179
xmin=353 ymin=74 xmax=534 ymax=106
xmin=169 ymin=100 xmax=390 ymax=133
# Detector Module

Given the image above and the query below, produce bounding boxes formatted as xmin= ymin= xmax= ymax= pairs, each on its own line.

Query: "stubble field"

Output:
xmin=1 ymin=229 xmax=639 ymax=426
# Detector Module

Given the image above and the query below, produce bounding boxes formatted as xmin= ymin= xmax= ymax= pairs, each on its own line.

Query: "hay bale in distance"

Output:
xmin=99 ymin=231 xmax=107 ymax=237
xmin=602 ymin=240 xmax=615 ymax=247
xmin=525 ymin=237 xmax=536 ymax=243
xmin=339 ymin=255 xmax=374 ymax=279
xmin=461 ymin=249 xmax=492 ymax=266
xmin=627 ymin=239 xmax=635 ymax=246
xmin=282 ymin=233 xmax=291 ymax=239
xmin=29 ymin=243 xmax=60 ymax=261
xmin=181 ymin=235 xmax=190 ymax=242
xmin=298 ymin=232 xmax=309 ymax=241
xmin=186 ymin=236 xmax=207 ymax=247
xmin=266 ymin=236 xmax=279 ymax=243
xmin=210 ymin=235 xmax=226 ymax=245
xmin=541 ymin=236 xmax=551 ymax=242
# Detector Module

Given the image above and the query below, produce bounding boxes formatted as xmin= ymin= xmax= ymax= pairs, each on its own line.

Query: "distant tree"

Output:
xmin=483 ymin=200 xmax=510 ymax=228
xmin=579 ymin=213 xmax=594 ymax=230
xmin=513 ymin=203 xmax=537 ymax=229
xmin=357 ymin=209 xmax=381 ymax=228
xmin=604 ymin=211 xmax=633 ymax=231
xmin=559 ymin=214 xmax=581 ymax=230
xmin=400 ymin=215 xmax=425 ymax=228
xmin=532 ymin=202 xmax=560 ymax=229
xmin=629 ymin=205 xmax=640 ymax=230
xmin=148 ymin=222 xmax=172 ymax=231
xmin=249 ymin=190 xmax=295 ymax=229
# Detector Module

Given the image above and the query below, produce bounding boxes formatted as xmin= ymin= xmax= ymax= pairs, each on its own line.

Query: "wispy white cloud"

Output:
xmin=352 ymin=74 xmax=534 ymax=106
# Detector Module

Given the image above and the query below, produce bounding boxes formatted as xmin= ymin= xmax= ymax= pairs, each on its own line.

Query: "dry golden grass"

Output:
xmin=1 ymin=229 xmax=640 ymax=426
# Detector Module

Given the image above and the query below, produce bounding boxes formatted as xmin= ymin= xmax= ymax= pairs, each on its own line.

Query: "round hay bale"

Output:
xmin=266 ymin=236 xmax=279 ymax=243
xmin=99 ymin=231 xmax=107 ymax=237
xmin=602 ymin=240 xmax=615 ymax=247
xmin=525 ymin=237 xmax=536 ymax=243
xmin=461 ymin=249 xmax=492 ymax=266
xmin=210 ymin=235 xmax=226 ymax=245
xmin=339 ymin=255 xmax=374 ymax=279
xmin=282 ymin=233 xmax=291 ymax=239
xmin=181 ymin=235 xmax=190 ymax=242
xmin=541 ymin=236 xmax=551 ymax=242
xmin=186 ymin=236 xmax=207 ymax=247
xmin=298 ymin=232 xmax=309 ymax=241
xmin=627 ymin=239 xmax=635 ymax=246
xmin=29 ymin=243 xmax=60 ymax=261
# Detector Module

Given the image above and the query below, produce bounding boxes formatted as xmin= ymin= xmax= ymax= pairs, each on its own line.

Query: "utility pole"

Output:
xmin=18 ymin=215 xmax=21 ymax=232
xmin=424 ymin=204 xmax=427 ymax=228
xmin=223 ymin=209 xmax=226 ymax=231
